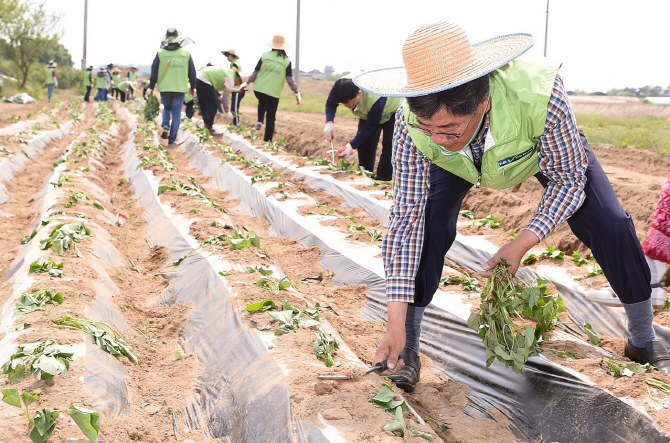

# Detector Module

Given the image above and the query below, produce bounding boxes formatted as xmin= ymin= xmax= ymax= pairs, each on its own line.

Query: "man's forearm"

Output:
xmin=387 ymin=301 xmax=408 ymax=330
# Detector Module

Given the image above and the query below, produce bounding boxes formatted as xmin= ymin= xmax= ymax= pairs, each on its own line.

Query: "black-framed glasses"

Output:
xmin=408 ymin=109 xmax=477 ymax=141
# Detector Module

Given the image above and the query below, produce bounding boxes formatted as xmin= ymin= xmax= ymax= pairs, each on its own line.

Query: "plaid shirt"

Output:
xmin=382 ymin=75 xmax=588 ymax=303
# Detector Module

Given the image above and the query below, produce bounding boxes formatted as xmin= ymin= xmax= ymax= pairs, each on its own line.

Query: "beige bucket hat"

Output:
xmin=353 ymin=22 xmax=534 ymax=97
xmin=221 ymin=48 xmax=238 ymax=58
xmin=267 ymin=34 xmax=291 ymax=50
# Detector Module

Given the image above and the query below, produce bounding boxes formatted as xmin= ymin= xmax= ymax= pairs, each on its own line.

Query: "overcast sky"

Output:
xmin=46 ymin=0 xmax=669 ymax=92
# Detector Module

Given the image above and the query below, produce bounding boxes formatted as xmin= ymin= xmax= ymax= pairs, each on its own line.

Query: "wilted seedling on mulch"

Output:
xmin=1 ymin=396 xmax=100 ymax=443
xmin=52 ymin=315 xmax=138 ymax=364
xmin=255 ymin=276 xmax=291 ymax=294
xmin=646 ymin=378 xmax=670 ymax=404
xmin=582 ymin=322 xmax=600 ymax=345
xmin=29 ymin=258 xmax=64 ymax=277
xmin=1 ymin=339 xmax=73 ymax=383
xmin=572 ymin=250 xmax=588 ymax=266
xmin=139 ymin=153 xmax=176 ymax=171
xmin=586 ymin=260 xmax=604 ymax=277
xmin=346 ymin=216 xmax=366 ymax=232
xmin=310 ymin=328 xmax=339 ymax=367
xmin=315 ymin=202 xmax=335 ymax=216
xmin=276 ymin=181 xmax=292 ymax=189
xmin=246 ymin=265 xmax=273 ymax=275
xmin=49 ymin=173 xmax=70 ymax=187
xmin=20 ymin=219 xmax=52 ymax=244
xmin=372 ymin=179 xmax=392 ymax=186
xmin=39 ymin=222 xmax=91 ymax=257
xmin=458 ymin=210 xmax=474 ymax=219
xmin=173 ymin=232 xmax=230 ymax=265
xmin=264 ymin=136 xmax=287 ymax=152
xmin=14 ymin=286 xmax=63 ymax=316
xmin=357 ymin=166 xmax=374 ymax=177
xmin=250 ymin=170 xmax=279 ymax=184
xmin=540 ymin=245 xmax=564 ymax=260
xmin=440 ymin=272 xmax=479 ymax=292
xmin=467 ymin=260 xmax=566 ymax=373
xmin=329 ymin=157 xmax=358 ymax=173
xmin=372 ymin=385 xmax=434 ymax=441
xmin=602 ymin=358 xmax=652 ymax=377
xmin=229 ymin=229 xmax=261 ymax=249
xmin=268 ymin=300 xmax=320 ymax=335
xmin=522 ymin=253 xmax=537 ymax=265
xmin=547 ymin=348 xmax=580 ymax=359
xmin=368 ymin=229 xmax=383 ymax=242
xmin=473 ymin=214 xmax=501 ymax=229
xmin=246 ymin=298 xmax=277 ymax=312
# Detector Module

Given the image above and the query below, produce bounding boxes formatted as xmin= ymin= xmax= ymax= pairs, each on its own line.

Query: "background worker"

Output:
xmin=147 ymin=27 xmax=197 ymax=146
xmin=115 ymin=80 xmax=136 ymax=103
xmin=45 ymin=60 xmax=57 ymax=102
xmin=222 ymin=49 xmax=245 ymax=127
xmin=196 ymin=65 xmax=235 ymax=135
xmin=324 ymin=76 xmax=402 ymax=180
xmin=111 ymin=69 xmax=121 ymax=99
xmin=353 ymin=22 xmax=670 ymax=393
xmin=127 ymin=65 xmax=138 ymax=100
xmin=94 ymin=67 xmax=110 ymax=101
xmin=239 ymin=34 xmax=301 ymax=142
xmin=83 ymin=65 xmax=93 ymax=102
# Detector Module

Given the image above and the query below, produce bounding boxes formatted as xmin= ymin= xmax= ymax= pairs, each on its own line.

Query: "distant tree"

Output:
xmin=649 ymin=86 xmax=664 ymax=97
xmin=0 ymin=0 xmax=61 ymax=87
xmin=38 ymin=42 xmax=73 ymax=67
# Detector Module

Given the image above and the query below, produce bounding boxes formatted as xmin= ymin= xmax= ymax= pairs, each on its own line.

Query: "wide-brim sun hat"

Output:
xmin=267 ymin=34 xmax=291 ymax=50
xmin=353 ymin=22 xmax=534 ymax=97
xmin=161 ymin=27 xmax=194 ymax=48
xmin=221 ymin=48 xmax=237 ymax=58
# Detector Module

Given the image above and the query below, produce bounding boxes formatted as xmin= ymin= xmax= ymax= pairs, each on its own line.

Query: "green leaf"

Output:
xmin=21 ymin=390 xmax=39 ymax=407
xmin=583 ymin=322 xmax=600 ymax=346
xmin=30 ymin=408 xmax=60 ymax=443
xmin=408 ymin=426 xmax=434 ymax=441
xmin=1 ymin=388 xmax=21 ymax=408
xmin=67 ymin=405 xmax=100 ymax=442
xmin=245 ymin=299 xmax=276 ymax=312
xmin=382 ymin=406 xmax=406 ymax=437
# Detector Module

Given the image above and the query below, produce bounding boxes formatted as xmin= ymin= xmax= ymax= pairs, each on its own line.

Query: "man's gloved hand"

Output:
xmin=54 ymin=79 xmax=58 ymax=87
xmin=189 ymin=88 xmax=195 ymax=97
xmin=295 ymin=92 xmax=301 ymax=105
xmin=338 ymin=143 xmax=352 ymax=158
xmin=225 ymin=111 xmax=233 ymax=119
xmin=323 ymin=122 xmax=335 ymax=141
xmin=238 ymin=82 xmax=248 ymax=93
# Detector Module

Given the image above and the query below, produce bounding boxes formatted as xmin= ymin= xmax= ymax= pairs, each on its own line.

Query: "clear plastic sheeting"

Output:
xmin=184 ymin=127 xmax=670 ymax=442
xmin=117 ymin=108 xmax=299 ymax=442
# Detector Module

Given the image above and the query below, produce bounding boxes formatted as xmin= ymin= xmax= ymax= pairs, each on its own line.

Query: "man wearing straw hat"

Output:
xmin=222 ymin=49 xmax=246 ymax=127
xmin=45 ymin=60 xmax=57 ymax=102
xmin=354 ymin=22 xmax=670 ymax=391
xmin=127 ymin=65 xmax=139 ymax=100
xmin=147 ymin=27 xmax=197 ymax=146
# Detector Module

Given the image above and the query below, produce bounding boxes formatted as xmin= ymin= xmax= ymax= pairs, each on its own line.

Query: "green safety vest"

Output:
xmin=231 ymin=60 xmax=243 ymax=92
xmin=117 ymin=81 xmax=130 ymax=92
xmin=96 ymin=71 xmax=107 ymax=89
xmin=184 ymin=90 xmax=193 ymax=103
xmin=405 ymin=56 xmax=560 ymax=189
xmin=111 ymin=73 xmax=120 ymax=87
xmin=83 ymin=70 xmax=92 ymax=87
xmin=157 ymin=47 xmax=191 ymax=93
xmin=45 ymin=67 xmax=55 ymax=85
xmin=352 ymin=91 xmax=403 ymax=125
xmin=128 ymin=71 xmax=137 ymax=82
xmin=253 ymin=50 xmax=291 ymax=98
xmin=200 ymin=66 xmax=235 ymax=91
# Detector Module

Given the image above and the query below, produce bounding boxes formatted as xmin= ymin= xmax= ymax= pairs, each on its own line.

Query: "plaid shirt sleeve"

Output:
xmin=523 ymin=75 xmax=588 ymax=240
xmin=382 ymin=107 xmax=430 ymax=303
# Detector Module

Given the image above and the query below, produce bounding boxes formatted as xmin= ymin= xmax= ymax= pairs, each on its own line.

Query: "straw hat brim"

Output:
xmin=353 ymin=33 xmax=533 ymax=97
xmin=267 ymin=40 xmax=292 ymax=50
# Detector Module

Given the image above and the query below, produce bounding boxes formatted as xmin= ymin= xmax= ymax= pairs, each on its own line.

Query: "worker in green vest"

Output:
xmin=222 ymin=49 xmax=245 ymax=127
xmin=45 ymin=60 xmax=57 ymax=102
xmin=324 ymin=76 xmax=402 ymax=180
xmin=111 ymin=69 xmax=121 ymax=99
xmin=147 ymin=27 xmax=197 ymax=146
xmin=239 ymin=34 xmax=300 ymax=142
xmin=116 ymin=81 xmax=136 ymax=103
xmin=126 ymin=65 xmax=138 ymax=100
xmin=83 ymin=66 xmax=93 ymax=102
xmin=94 ymin=68 xmax=110 ymax=101
xmin=196 ymin=65 xmax=235 ymax=135
xmin=354 ymin=22 xmax=670 ymax=392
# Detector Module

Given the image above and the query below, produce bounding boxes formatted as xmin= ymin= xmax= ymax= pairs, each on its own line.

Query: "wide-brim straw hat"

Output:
xmin=221 ymin=48 xmax=238 ymax=58
xmin=161 ymin=27 xmax=194 ymax=48
xmin=130 ymin=65 xmax=138 ymax=71
xmin=353 ymin=22 xmax=534 ymax=97
xmin=267 ymin=34 xmax=291 ymax=50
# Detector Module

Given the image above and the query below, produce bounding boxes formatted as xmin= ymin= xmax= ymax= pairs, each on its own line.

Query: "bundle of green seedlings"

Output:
xmin=371 ymin=384 xmax=434 ymax=441
xmin=52 ymin=315 xmax=138 ymax=364
xmin=14 ymin=285 xmax=63 ymax=315
xmin=1 ymin=389 xmax=100 ymax=443
xmin=467 ymin=260 xmax=566 ymax=373
xmin=1 ymin=339 xmax=73 ymax=383
xmin=39 ymin=222 xmax=91 ymax=257
xmin=143 ymin=94 xmax=160 ymax=121
xmin=157 ymin=176 xmax=227 ymax=213
xmin=29 ymin=257 xmax=64 ymax=277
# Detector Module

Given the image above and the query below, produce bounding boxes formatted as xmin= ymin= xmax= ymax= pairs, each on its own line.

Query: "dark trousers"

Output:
xmin=232 ymin=90 xmax=245 ymax=126
xmin=254 ymin=91 xmax=279 ymax=142
xmin=196 ymin=79 xmax=218 ymax=129
xmin=184 ymin=100 xmax=194 ymax=119
xmin=357 ymin=117 xmax=394 ymax=181
xmin=412 ymin=131 xmax=651 ymax=307
xmin=128 ymin=86 xmax=134 ymax=100
xmin=84 ymin=86 xmax=91 ymax=102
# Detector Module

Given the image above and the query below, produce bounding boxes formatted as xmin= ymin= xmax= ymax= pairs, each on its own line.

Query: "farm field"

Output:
xmin=0 ymin=93 xmax=669 ymax=443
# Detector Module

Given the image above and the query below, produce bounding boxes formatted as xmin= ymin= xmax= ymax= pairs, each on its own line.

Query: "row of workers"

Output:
xmin=82 ymin=64 xmax=140 ymax=102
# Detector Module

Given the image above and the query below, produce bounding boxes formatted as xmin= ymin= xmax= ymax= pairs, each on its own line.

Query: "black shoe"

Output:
xmin=388 ymin=348 xmax=421 ymax=393
xmin=160 ymin=127 xmax=169 ymax=139
xmin=624 ymin=339 xmax=670 ymax=374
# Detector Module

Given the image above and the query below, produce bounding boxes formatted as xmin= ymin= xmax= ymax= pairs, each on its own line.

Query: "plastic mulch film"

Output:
xmin=117 ymin=108 xmax=299 ymax=442
xmin=0 ymin=121 xmax=74 ymax=205
xmin=184 ymin=126 xmax=670 ymax=442
xmin=0 ymin=127 xmax=132 ymax=418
